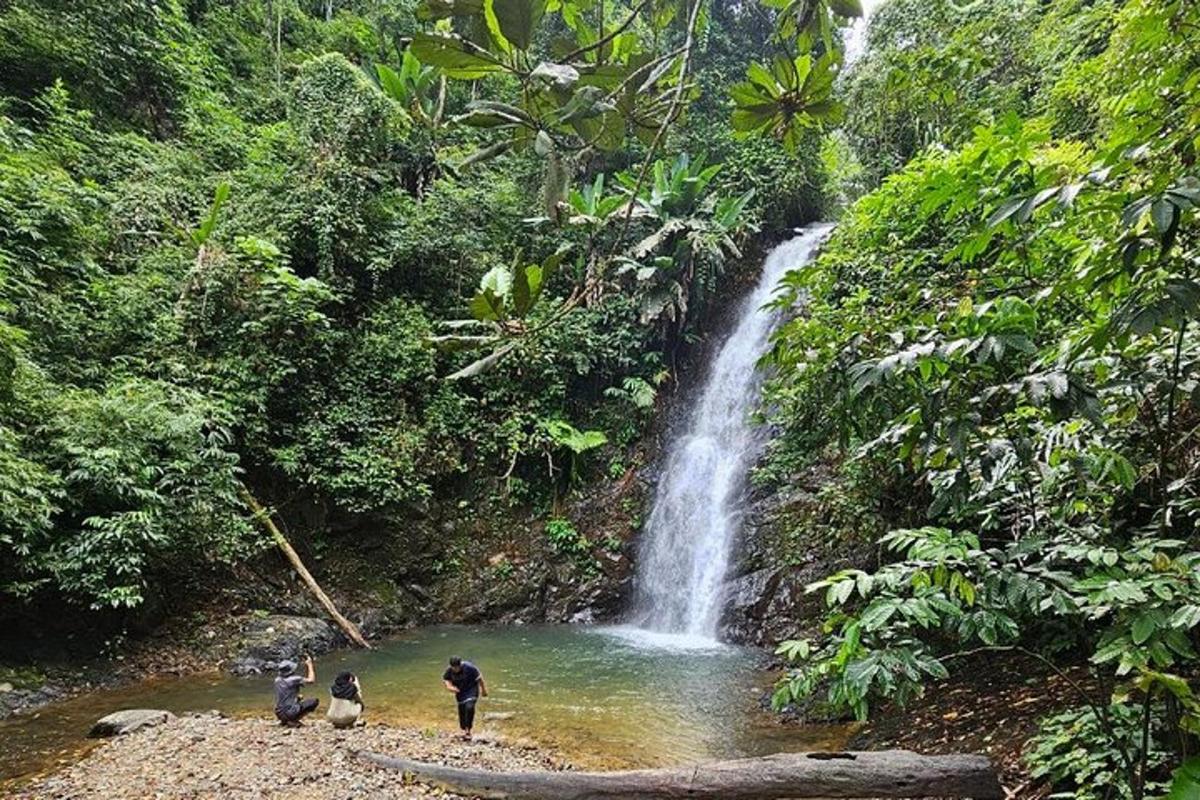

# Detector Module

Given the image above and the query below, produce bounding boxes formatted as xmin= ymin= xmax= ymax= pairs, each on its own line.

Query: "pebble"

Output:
xmin=12 ymin=714 xmax=562 ymax=799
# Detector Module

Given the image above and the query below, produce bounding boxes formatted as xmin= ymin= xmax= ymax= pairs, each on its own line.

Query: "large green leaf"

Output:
xmin=485 ymin=0 xmax=545 ymax=50
xmin=729 ymin=54 xmax=841 ymax=149
xmin=410 ymin=33 xmax=503 ymax=79
xmin=454 ymin=100 xmax=533 ymax=128
xmin=530 ymin=61 xmax=580 ymax=89
xmin=376 ymin=63 xmax=406 ymax=102
xmin=469 ymin=288 xmax=506 ymax=322
xmin=418 ymin=0 xmax=484 ymax=20
xmin=556 ymin=85 xmax=613 ymax=125
xmin=544 ymin=420 xmax=607 ymax=453
xmin=1167 ymin=757 xmax=1200 ymax=800
xmin=827 ymin=0 xmax=863 ymax=18
xmin=191 ymin=182 xmax=230 ymax=247
xmin=480 ymin=264 xmax=513 ymax=297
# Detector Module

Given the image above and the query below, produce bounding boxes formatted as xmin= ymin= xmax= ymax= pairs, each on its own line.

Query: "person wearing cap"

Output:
xmin=274 ymin=655 xmax=318 ymax=726
xmin=442 ymin=656 xmax=487 ymax=740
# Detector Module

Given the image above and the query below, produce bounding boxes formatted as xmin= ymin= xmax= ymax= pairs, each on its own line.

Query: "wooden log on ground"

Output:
xmin=357 ymin=749 xmax=1003 ymax=799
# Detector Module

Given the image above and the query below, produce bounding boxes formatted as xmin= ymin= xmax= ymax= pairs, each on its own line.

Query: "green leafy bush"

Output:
xmin=766 ymin=0 xmax=1200 ymax=793
xmin=545 ymin=517 xmax=589 ymax=557
xmin=1026 ymin=705 xmax=1172 ymax=800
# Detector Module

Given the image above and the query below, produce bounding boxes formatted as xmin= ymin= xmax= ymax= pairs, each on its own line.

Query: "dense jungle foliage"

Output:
xmin=0 ymin=0 xmax=836 ymax=613
xmin=763 ymin=0 xmax=1200 ymax=796
xmin=5 ymin=0 xmax=1200 ymax=795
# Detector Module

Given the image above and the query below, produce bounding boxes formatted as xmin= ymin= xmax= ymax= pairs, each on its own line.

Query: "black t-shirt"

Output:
xmin=442 ymin=661 xmax=481 ymax=702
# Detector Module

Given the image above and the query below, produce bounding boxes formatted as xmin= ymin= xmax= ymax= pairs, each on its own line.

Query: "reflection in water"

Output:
xmin=0 ymin=625 xmax=851 ymax=788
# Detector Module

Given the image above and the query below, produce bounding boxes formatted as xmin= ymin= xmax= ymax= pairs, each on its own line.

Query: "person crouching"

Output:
xmin=274 ymin=656 xmax=318 ymax=727
xmin=327 ymin=671 xmax=364 ymax=729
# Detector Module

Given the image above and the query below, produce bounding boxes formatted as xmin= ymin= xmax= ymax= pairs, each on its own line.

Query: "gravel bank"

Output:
xmin=12 ymin=713 xmax=564 ymax=799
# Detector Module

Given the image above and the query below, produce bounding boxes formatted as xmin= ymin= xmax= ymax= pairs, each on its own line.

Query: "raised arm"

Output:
xmin=303 ymin=655 xmax=315 ymax=684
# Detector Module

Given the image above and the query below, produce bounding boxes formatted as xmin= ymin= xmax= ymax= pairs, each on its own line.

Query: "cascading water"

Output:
xmin=631 ymin=224 xmax=835 ymax=641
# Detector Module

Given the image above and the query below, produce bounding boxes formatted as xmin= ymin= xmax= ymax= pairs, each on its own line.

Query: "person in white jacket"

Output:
xmin=326 ymin=671 xmax=364 ymax=729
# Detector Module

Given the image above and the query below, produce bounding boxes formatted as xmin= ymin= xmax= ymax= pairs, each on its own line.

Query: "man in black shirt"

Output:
xmin=274 ymin=656 xmax=318 ymax=726
xmin=442 ymin=656 xmax=487 ymax=739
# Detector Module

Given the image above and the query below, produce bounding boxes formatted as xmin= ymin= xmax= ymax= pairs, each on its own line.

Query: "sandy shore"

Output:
xmin=12 ymin=713 xmax=564 ymax=799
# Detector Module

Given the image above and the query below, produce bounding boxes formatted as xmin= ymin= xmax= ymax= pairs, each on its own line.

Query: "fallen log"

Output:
xmin=240 ymin=485 xmax=371 ymax=650
xmin=357 ymin=749 xmax=1003 ymax=799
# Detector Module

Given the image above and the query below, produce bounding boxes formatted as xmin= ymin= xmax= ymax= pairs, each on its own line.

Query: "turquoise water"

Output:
xmin=0 ymin=625 xmax=851 ymax=787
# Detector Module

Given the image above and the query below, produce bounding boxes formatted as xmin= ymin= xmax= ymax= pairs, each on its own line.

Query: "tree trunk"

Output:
xmin=240 ymin=486 xmax=371 ymax=649
xmin=357 ymin=749 xmax=1003 ymax=799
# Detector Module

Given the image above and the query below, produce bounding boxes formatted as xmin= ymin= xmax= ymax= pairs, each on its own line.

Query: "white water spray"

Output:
xmin=631 ymin=225 xmax=834 ymax=642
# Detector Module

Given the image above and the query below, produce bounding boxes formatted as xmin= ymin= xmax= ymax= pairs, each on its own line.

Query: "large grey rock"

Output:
xmin=89 ymin=709 xmax=175 ymax=737
xmin=724 ymin=567 xmax=780 ymax=619
xmin=721 ymin=562 xmax=834 ymax=646
xmin=227 ymin=615 xmax=345 ymax=676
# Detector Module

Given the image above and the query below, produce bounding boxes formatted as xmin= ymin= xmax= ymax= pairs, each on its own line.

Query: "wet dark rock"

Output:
xmin=89 ymin=709 xmax=176 ymax=737
xmin=355 ymin=608 xmax=387 ymax=639
xmin=725 ymin=567 xmax=779 ymax=620
xmin=721 ymin=560 xmax=847 ymax=646
xmin=227 ymin=615 xmax=345 ymax=675
xmin=0 ymin=683 xmax=64 ymax=719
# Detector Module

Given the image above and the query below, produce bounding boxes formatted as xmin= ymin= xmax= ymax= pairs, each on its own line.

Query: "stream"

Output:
xmin=0 ymin=624 xmax=851 ymax=787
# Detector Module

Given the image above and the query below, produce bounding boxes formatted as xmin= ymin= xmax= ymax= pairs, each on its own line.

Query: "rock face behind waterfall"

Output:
xmin=720 ymin=474 xmax=872 ymax=646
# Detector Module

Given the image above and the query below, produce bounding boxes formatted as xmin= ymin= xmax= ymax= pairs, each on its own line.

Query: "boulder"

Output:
xmin=724 ymin=567 xmax=781 ymax=620
xmin=721 ymin=562 xmax=831 ymax=645
xmin=355 ymin=607 xmax=390 ymax=639
xmin=227 ymin=615 xmax=345 ymax=675
xmin=0 ymin=684 xmax=64 ymax=720
xmin=89 ymin=709 xmax=175 ymax=737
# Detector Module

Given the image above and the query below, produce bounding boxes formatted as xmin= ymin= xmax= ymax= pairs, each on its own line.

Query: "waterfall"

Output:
xmin=631 ymin=224 xmax=835 ymax=641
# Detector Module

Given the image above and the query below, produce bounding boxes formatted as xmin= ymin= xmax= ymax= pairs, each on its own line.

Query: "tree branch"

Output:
xmin=561 ymin=0 xmax=655 ymax=61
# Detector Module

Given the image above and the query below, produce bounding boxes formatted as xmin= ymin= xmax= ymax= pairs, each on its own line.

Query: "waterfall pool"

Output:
xmin=0 ymin=624 xmax=852 ymax=787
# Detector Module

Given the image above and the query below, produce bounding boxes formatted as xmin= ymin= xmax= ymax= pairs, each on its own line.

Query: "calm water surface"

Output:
xmin=0 ymin=624 xmax=851 ymax=788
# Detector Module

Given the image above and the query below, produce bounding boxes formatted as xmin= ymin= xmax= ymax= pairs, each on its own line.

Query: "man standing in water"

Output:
xmin=274 ymin=655 xmax=318 ymax=727
xmin=442 ymin=656 xmax=487 ymax=739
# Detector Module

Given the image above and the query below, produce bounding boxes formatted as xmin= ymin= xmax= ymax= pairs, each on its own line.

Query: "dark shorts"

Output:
xmin=276 ymin=697 xmax=319 ymax=723
xmin=457 ymin=698 xmax=477 ymax=730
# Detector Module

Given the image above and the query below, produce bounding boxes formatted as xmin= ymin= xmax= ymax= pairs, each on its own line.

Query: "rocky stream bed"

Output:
xmin=12 ymin=713 xmax=563 ymax=799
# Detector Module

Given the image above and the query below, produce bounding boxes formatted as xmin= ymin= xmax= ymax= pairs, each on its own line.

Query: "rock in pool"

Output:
xmin=89 ymin=709 xmax=176 ymax=737
xmin=228 ymin=615 xmax=346 ymax=675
